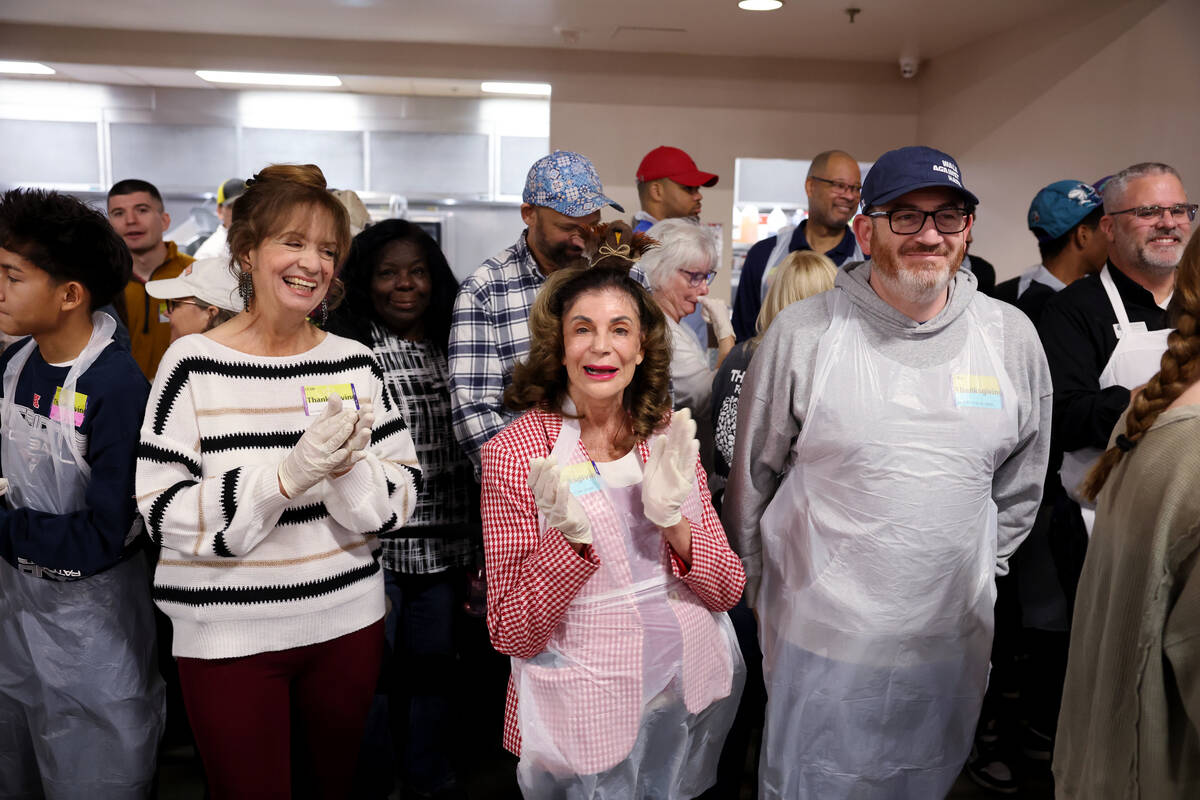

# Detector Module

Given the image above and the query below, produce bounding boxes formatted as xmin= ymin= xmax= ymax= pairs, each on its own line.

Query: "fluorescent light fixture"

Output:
xmin=738 ymin=0 xmax=783 ymax=9
xmin=195 ymin=70 xmax=342 ymax=87
xmin=480 ymin=81 xmax=552 ymax=96
xmin=0 ymin=61 xmax=56 ymax=75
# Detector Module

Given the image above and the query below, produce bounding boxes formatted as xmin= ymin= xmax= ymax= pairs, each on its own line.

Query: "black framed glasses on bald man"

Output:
xmin=810 ymin=176 xmax=862 ymax=196
xmin=864 ymin=208 xmax=972 ymax=235
xmin=1108 ymin=203 xmax=1198 ymax=223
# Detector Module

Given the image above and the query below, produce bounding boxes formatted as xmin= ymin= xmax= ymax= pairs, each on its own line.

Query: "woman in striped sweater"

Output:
xmin=136 ymin=164 xmax=420 ymax=798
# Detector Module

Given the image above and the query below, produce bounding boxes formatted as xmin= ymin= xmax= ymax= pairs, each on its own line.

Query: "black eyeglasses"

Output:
xmin=1108 ymin=204 xmax=1198 ymax=223
xmin=810 ymin=176 xmax=862 ymax=195
xmin=165 ymin=298 xmax=207 ymax=313
xmin=865 ymin=208 xmax=971 ymax=235
xmin=678 ymin=269 xmax=717 ymax=287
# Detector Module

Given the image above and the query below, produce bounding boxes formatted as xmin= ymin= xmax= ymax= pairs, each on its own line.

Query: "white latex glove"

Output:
xmin=642 ymin=408 xmax=700 ymax=528
xmin=332 ymin=398 xmax=374 ymax=478
xmin=278 ymin=393 xmax=360 ymax=498
xmin=527 ymin=457 xmax=592 ymax=545
xmin=0 ymin=477 xmax=8 ymax=496
xmin=698 ymin=296 xmax=734 ymax=341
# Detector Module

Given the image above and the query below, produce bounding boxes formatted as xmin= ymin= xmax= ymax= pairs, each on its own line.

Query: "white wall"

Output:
xmin=919 ymin=0 xmax=1200 ymax=279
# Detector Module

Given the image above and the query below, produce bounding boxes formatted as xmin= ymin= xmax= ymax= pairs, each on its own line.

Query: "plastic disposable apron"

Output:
xmin=1 ymin=311 xmax=114 ymax=515
xmin=512 ymin=413 xmax=742 ymax=799
xmin=1058 ymin=265 xmax=1171 ymax=533
xmin=756 ymin=291 xmax=1020 ymax=799
xmin=0 ymin=311 xmax=165 ymax=798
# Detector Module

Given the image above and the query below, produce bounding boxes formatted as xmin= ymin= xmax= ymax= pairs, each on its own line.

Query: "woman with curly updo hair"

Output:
xmin=480 ymin=222 xmax=745 ymax=799
xmin=1054 ymin=227 xmax=1200 ymax=799
xmin=136 ymin=164 xmax=420 ymax=798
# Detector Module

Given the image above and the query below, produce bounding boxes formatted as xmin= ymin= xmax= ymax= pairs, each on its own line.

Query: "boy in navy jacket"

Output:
xmin=0 ymin=189 xmax=164 ymax=797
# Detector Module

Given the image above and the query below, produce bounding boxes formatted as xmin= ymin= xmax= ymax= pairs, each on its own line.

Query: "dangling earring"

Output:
xmin=318 ymin=298 xmax=328 ymax=326
xmin=237 ymin=268 xmax=254 ymax=310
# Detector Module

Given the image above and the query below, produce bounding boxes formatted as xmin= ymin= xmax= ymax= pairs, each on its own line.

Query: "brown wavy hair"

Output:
xmin=504 ymin=226 xmax=672 ymax=441
xmin=226 ymin=163 xmax=350 ymax=311
xmin=1082 ymin=227 xmax=1200 ymax=501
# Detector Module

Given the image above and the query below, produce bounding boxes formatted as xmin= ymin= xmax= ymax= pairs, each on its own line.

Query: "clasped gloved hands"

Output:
xmin=527 ymin=457 xmax=592 ymax=545
xmin=642 ymin=408 xmax=700 ymax=528
xmin=278 ymin=394 xmax=374 ymax=498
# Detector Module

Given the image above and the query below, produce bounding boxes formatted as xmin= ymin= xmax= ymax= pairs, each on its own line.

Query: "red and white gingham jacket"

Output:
xmin=480 ymin=407 xmax=746 ymax=764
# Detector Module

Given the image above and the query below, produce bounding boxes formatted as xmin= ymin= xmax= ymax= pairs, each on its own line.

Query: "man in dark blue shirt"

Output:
xmin=731 ymin=149 xmax=863 ymax=341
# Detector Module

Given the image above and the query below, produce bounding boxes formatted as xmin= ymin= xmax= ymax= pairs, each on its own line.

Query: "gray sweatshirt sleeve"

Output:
xmin=722 ymin=297 xmax=831 ymax=607
xmin=991 ymin=300 xmax=1053 ymax=573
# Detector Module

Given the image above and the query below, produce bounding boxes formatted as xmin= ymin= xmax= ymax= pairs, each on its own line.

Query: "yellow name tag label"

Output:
xmin=50 ymin=386 xmax=88 ymax=426
xmin=301 ymin=383 xmax=359 ymax=416
xmin=952 ymin=374 xmax=1002 ymax=409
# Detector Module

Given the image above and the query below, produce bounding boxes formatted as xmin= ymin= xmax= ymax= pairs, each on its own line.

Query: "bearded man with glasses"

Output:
xmin=732 ymin=150 xmax=865 ymax=341
xmin=1039 ymin=162 xmax=1192 ymax=539
xmin=725 ymin=146 xmax=1052 ymax=798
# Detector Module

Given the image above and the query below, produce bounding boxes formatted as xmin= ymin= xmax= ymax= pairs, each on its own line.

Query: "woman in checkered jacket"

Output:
xmin=479 ymin=224 xmax=746 ymax=799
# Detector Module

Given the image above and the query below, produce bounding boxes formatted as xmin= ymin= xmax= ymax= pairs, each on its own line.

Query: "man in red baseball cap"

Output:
xmin=633 ymin=146 xmax=719 ymax=233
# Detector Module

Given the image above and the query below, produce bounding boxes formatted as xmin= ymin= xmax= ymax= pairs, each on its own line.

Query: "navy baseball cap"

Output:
xmin=1027 ymin=180 xmax=1102 ymax=243
xmin=523 ymin=151 xmax=624 ymax=216
xmin=861 ymin=146 xmax=979 ymax=209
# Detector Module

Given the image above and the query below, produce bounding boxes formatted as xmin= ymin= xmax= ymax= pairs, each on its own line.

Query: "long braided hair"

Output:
xmin=1081 ymin=227 xmax=1200 ymax=502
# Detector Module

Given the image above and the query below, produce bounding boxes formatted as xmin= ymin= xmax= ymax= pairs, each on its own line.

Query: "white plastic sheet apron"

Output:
xmin=756 ymin=291 xmax=1020 ymax=799
xmin=513 ymin=414 xmax=744 ymax=800
xmin=1058 ymin=265 xmax=1171 ymax=534
xmin=0 ymin=312 xmax=164 ymax=799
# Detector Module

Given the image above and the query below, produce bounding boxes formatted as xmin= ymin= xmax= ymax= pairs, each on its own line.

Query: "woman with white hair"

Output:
xmin=643 ymin=218 xmax=735 ymax=470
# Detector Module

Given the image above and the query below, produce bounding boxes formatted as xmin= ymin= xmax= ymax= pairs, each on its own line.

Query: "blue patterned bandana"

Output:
xmin=522 ymin=150 xmax=624 ymax=216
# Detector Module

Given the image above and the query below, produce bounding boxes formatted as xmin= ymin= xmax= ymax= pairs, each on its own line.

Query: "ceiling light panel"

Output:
xmin=195 ymin=70 xmax=342 ymax=87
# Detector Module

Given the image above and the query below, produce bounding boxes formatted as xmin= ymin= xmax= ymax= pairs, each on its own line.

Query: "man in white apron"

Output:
xmin=1039 ymin=162 xmax=1191 ymax=534
xmin=731 ymin=150 xmax=864 ymax=342
xmin=966 ymin=179 xmax=1108 ymax=792
xmin=724 ymin=146 xmax=1053 ymax=799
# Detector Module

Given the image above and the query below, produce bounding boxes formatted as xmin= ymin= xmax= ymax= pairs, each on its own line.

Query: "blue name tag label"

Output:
xmin=562 ymin=462 xmax=602 ymax=496
xmin=953 ymin=374 xmax=1003 ymax=409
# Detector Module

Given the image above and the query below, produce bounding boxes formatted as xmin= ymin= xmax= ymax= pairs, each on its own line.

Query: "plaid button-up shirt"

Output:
xmin=449 ymin=232 xmax=545 ymax=472
xmin=449 ymin=231 xmax=649 ymax=472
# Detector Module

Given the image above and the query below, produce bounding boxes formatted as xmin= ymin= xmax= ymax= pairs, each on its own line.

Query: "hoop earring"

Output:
xmin=237 ymin=268 xmax=254 ymax=310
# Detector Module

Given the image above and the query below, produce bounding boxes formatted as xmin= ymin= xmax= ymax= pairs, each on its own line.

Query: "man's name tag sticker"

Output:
xmin=1113 ymin=320 xmax=1149 ymax=338
xmin=563 ymin=461 xmax=602 ymax=496
xmin=49 ymin=386 xmax=88 ymax=427
xmin=302 ymin=383 xmax=360 ymax=416
xmin=953 ymin=374 xmax=1003 ymax=409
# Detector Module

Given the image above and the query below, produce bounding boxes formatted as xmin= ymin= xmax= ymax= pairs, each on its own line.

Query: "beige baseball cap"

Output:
xmin=145 ymin=257 xmax=241 ymax=313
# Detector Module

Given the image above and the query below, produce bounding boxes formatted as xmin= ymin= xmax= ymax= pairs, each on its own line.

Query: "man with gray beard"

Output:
xmin=724 ymin=146 xmax=1052 ymax=798
xmin=1039 ymin=162 xmax=1193 ymax=534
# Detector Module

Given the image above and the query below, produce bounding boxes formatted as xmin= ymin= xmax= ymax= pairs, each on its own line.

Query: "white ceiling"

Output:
xmin=2 ymin=0 xmax=1086 ymax=64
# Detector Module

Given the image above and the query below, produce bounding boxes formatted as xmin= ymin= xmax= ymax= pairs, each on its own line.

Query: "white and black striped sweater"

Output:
xmin=136 ymin=333 xmax=421 ymax=659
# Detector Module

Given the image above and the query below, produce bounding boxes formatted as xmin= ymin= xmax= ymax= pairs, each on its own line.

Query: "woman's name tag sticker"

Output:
xmin=563 ymin=461 xmax=602 ymax=496
xmin=952 ymin=374 xmax=1002 ymax=409
xmin=302 ymin=383 xmax=359 ymax=416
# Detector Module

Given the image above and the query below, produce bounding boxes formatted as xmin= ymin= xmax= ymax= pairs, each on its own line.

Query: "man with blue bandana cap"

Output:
xmin=449 ymin=151 xmax=626 ymax=471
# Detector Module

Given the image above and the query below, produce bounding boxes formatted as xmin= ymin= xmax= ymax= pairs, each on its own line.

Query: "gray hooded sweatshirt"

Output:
xmin=723 ymin=260 xmax=1052 ymax=606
